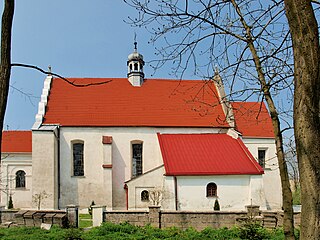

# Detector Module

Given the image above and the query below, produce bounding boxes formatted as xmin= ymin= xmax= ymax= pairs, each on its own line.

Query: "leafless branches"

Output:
xmin=11 ymin=63 xmax=112 ymax=87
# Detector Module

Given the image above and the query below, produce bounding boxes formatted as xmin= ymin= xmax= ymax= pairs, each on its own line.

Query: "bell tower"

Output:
xmin=127 ymin=40 xmax=145 ymax=86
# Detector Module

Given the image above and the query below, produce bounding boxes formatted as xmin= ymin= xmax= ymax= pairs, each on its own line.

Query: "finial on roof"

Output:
xmin=48 ymin=65 xmax=52 ymax=76
xmin=134 ymin=32 xmax=137 ymax=52
xmin=214 ymin=65 xmax=219 ymax=76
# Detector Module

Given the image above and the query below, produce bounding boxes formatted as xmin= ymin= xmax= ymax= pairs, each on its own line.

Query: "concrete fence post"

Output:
xmin=148 ymin=206 xmax=161 ymax=228
xmin=92 ymin=205 xmax=106 ymax=227
xmin=0 ymin=205 xmax=5 ymax=224
xmin=66 ymin=205 xmax=79 ymax=228
xmin=246 ymin=205 xmax=260 ymax=218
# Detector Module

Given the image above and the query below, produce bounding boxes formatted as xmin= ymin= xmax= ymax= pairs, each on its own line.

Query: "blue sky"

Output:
xmin=3 ymin=1 xmax=189 ymax=130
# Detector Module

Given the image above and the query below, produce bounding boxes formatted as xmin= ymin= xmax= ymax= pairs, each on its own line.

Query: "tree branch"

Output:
xmin=11 ymin=63 xmax=112 ymax=87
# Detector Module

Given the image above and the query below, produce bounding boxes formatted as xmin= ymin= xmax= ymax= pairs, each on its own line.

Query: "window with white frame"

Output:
xmin=73 ymin=141 xmax=84 ymax=176
xmin=141 ymin=190 xmax=149 ymax=202
xmin=206 ymin=182 xmax=217 ymax=197
xmin=258 ymin=149 xmax=267 ymax=168
xmin=16 ymin=170 xmax=26 ymax=188
xmin=132 ymin=142 xmax=143 ymax=178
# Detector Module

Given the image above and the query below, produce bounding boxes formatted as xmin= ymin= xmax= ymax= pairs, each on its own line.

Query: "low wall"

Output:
xmin=0 ymin=205 xmax=79 ymax=228
xmin=0 ymin=209 xmax=19 ymax=223
xmin=93 ymin=205 xmax=301 ymax=230
xmin=160 ymin=211 xmax=247 ymax=230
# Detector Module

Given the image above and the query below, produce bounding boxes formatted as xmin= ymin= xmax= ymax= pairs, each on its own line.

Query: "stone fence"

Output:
xmin=0 ymin=205 xmax=78 ymax=228
xmin=93 ymin=205 xmax=301 ymax=231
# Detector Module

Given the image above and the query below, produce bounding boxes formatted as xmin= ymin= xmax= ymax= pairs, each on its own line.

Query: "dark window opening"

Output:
xmin=73 ymin=143 xmax=84 ymax=176
xmin=129 ymin=64 xmax=132 ymax=71
xmin=16 ymin=170 xmax=26 ymax=188
xmin=206 ymin=182 xmax=217 ymax=197
xmin=134 ymin=63 xmax=138 ymax=71
xmin=141 ymin=190 xmax=149 ymax=202
xmin=258 ymin=149 xmax=266 ymax=168
xmin=132 ymin=143 xmax=142 ymax=177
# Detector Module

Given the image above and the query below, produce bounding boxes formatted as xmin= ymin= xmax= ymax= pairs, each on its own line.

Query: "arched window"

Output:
xmin=134 ymin=63 xmax=138 ymax=71
xmin=141 ymin=190 xmax=149 ymax=202
xmin=16 ymin=170 xmax=26 ymax=188
xmin=132 ymin=141 xmax=143 ymax=178
xmin=206 ymin=182 xmax=217 ymax=197
xmin=129 ymin=64 xmax=132 ymax=71
xmin=73 ymin=142 xmax=84 ymax=176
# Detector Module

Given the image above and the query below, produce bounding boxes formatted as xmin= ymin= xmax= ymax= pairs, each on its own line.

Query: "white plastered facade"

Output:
xmin=0 ymin=153 xmax=32 ymax=209
xmin=30 ymin=125 xmax=282 ymax=211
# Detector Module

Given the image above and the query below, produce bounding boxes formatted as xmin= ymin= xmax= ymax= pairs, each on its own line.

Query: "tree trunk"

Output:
xmin=264 ymin=93 xmax=295 ymax=240
xmin=284 ymin=0 xmax=320 ymax=239
xmin=0 ymin=0 xmax=14 ymax=155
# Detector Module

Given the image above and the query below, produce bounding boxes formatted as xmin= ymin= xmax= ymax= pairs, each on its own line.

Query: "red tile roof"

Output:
xmin=1 ymin=131 xmax=32 ymax=153
xmin=43 ymin=78 xmax=274 ymax=138
xmin=43 ymin=78 xmax=229 ymax=128
xmin=232 ymin=102 xmax=274 ymax=138
xmin=158 ymin=133 xmax=263 ymax=176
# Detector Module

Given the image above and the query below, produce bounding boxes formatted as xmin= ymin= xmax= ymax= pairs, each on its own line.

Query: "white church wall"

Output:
xmin=171 ymin=175 xmax=253 ymax=211
xmin=32 ymin=130 xmax=59 ymax=209
xmin=58 ymin=127 xmax=223 ymax=210
xmin=0 ymin=154 xmax=32 ymax=209
xmin=242 ymin=137 xmax=282 ymax=210
xmin=126 ymin=166 xmax=164 ymax=209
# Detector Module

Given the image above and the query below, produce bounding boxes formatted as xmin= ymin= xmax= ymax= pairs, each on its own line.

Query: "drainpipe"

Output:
xmin=124 ymin=184 xmax=128 ymax=210
xmin=53 ymin=126 xmax=61 ymax=209
xmin=174 ymin=176 xmax=178 ymax=210
xmin=57 ymin=126 xmax=60 ymax=209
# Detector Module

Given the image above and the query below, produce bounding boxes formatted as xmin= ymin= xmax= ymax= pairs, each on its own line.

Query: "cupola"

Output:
xmin=127 ymin=41 xmax=145 ymax=86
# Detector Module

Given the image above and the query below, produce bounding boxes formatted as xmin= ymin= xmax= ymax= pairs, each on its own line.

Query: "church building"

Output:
xmin=1 ymin=43 xmax=282 ymax=211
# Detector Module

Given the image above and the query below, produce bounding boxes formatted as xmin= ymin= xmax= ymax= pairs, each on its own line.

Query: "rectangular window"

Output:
xmin=132 ymin=143 xmax=143 ymax=177
xmin=73 ymin=143 xmax=84 ymax=176
xmin=258 ymin=149 xmax=266 ymax=168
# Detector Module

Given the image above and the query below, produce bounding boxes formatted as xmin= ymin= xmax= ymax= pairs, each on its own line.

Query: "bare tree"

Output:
xmin=125 ymin=0 xmax=295 ymax=238
xmin=32 ymin=190 xmax=50 ymax=210
xmin=149 ymin=188 xmax=163 ymax=206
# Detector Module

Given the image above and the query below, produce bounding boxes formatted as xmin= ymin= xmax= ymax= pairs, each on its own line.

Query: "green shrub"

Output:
xmin=214 ymin=199 xmax=220 ymax=211
xmin=88 ymin=201 xmax=95 ymax=216
xmin=238 ymin=221 xmax=270 ymax=240
xmin=292 ymin=187 xmax=301 ymax=205
xmin=8 ymin=195 xmax=13 ymax=209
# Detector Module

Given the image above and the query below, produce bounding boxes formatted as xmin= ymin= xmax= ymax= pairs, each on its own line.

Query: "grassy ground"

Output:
xmin=79 ymin=213 xmax=92 ymax=229
xmin=0 ymin=222 xmax=299 ymax=240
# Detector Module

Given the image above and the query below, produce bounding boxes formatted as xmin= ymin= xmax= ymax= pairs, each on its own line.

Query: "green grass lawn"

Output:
xmin=79 ymin=213 xmax=92 ymax=229
xmin=0 ymin=222 xmax=299 ymax=240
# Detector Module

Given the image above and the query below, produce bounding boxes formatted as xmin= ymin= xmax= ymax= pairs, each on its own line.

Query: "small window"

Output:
xmin=141 ymin=190 xmax=149 ymax=202
xmin=129 ymin=64 xmax=132 ymax=71
xmin=134 ymin=63 xmax=138 ymax=71
xmin=16 ymin=170 xmax=26 ymax=188
xmin=132 ymin=143 xmax=143 ymax=178
xmin=206 ymin=182 xmax=217 ymax=197
xmin=73 ymin=142 xmax=84 ymax=176
xmin=258 ymin=149 xmax=266 ymax=168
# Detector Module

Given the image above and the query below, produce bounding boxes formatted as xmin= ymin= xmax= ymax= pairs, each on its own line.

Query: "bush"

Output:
xmin=88 ymin=201 xmax=95 ymax=216
xmin=8 ymin=195 xmax=13 ymax=209
xmin=238 ymin=221 xmax=270 ymax=240
xmin=214 ymin=199 xmax=220 ymax=211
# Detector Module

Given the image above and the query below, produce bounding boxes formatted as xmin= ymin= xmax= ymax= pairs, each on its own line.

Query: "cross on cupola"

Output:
xmin=127 ymin=39 xmax=145 ymax=87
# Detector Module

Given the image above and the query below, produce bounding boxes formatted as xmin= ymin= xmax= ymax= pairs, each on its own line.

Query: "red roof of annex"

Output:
xmin=158 ymin=133 xmax=264 ymax=176
xmin=1 ymin=131 xmax=32 ymax=153
xmin=43 ymin=78 xmax=274 ymax=138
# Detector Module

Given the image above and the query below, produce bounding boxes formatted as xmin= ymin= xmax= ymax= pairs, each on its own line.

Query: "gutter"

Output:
xmin=174 ymin=176 xmax=178 ymax=211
